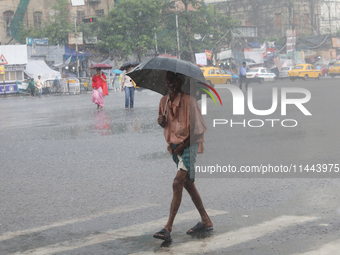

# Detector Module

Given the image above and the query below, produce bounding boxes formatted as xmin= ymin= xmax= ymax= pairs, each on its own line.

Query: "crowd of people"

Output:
xmin=24 ymin=65 xmax=136 ymax=111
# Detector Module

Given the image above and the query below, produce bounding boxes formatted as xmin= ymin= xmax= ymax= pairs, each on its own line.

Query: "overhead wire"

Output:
xmin=296 ymin=33 xmax=331 ymax=49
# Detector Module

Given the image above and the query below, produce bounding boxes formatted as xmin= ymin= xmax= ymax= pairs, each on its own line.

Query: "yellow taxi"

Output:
xmin=288 ymin=64 xmax=321 ymax=81
xmin=329 ymin=62 xmax=340 ymax=77
xmin=200 ymin=67 xmax=232 ymax=86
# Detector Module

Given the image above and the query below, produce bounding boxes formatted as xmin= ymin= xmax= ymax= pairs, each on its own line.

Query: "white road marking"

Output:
xmin=0 ymin=203 xmax=156 ymax=242
xmin=131 ymin=215 xmax=318 ymax=255
xmin=294 ymin=241 xmax=340 ymax=255
xmin=9 ymin=209 xmax=228 ymax=255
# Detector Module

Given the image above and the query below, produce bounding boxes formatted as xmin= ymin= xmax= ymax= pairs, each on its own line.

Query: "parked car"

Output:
xmin=321 ymin=65 xmax=329 ymax=76
xmin=222 ymin=70 xmax=239 ymax=84
xmin=288 ymin=64 xmax=321 ymax=81
xmin=246 ymin=67 xmax=277 ymax=84
xmin=280 ymin=66 xmax=294 ymax=78
xmin=200 ymin=67 xmax=232 ymax=86
xmin=328 ymin=62 xmax=340 ymax=77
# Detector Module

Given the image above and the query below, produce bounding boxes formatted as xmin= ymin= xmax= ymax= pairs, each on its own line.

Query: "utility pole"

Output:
xmin=329 ymin=1 xmax=332 ymax=34
xmin=154 ymin=27 xmax=158 ymax=56
xmin=74 ymin=17 xmax=79 ymax=78
xmin=175 ymin=0 xmax=180 ymax=60
xmin=324 ymin=0 xmax=332 ymax=33
xmin=1 ymin=66 xmax=5 ymax=98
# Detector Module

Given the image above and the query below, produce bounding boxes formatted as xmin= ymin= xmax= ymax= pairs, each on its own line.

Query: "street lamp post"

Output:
xmin=74 ymin=17 xmax=79 ymax=79
xmin=154 ymin=27 xmax=158 ymax=56
xmin=175 ymin=0 xmax=180 ymax=59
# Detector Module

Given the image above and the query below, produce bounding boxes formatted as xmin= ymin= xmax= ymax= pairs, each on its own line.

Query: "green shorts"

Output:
xmin=170 ymin=143 xmax=199 ymax=182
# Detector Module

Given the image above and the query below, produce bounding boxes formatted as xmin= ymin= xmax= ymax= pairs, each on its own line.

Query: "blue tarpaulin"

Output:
xmin=249 ymin=42 xmax=261 ymax=48
xmin=63 ymin=46 xmax=91 ymax=63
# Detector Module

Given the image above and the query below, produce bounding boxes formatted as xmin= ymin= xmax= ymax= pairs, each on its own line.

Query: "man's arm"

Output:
xmin=158 ymin=97 xmax=167 ymax=128
xmin=173 ymin=131 xmax=203 ymax=156
xmin=157 ymin=115 xmax=166 ymax=128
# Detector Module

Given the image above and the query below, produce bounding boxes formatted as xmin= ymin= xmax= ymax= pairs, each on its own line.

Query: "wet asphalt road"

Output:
xmin=0 ymin=78 xmax=340 ymax=255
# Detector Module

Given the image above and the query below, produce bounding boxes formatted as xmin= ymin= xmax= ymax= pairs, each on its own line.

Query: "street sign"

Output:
xmin=26 ymin=38 xmax=48 ymax=46
xmin=0 ymin=54 xmax=8 ymax=65
xmin=26 ymin=38 xmax=33 ymax=45
xmin=84 ymin=37 xmax=97 ymax=45
xmin=68 ymin=32 xmax=83 ymax=45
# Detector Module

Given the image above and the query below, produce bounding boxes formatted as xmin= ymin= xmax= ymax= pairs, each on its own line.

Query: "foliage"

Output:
xmin=18 ymin=0 xmax=73 ymax=45
xmin=159 ymin=1 xmax=238 ymax=62
xmin=18 ymin=23 xmax=36 ymax=44
xmin=93 ymin=0 xmax=163 ymax=61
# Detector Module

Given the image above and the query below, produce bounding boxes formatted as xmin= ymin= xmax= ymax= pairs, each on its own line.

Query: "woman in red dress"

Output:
xmin=92 ymin=68 xmax=107 ymax=110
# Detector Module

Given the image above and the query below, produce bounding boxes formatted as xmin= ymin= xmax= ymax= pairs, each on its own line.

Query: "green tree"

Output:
xmin=94 ymin=0 xmax=163 ymax=62
xmin=160 ymin=0 xmax=210 ymax=62
xmin=160 ymin=1 xmax=238 ymax=63
xmin=19 ymin=0 xmax=72 ymax=45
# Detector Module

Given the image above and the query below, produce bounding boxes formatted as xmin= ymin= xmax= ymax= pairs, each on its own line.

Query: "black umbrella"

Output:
xmin=120 ymin=60 xmax=139 ymax=71
xmin=127 ymin=57 xmax=209 ymax=100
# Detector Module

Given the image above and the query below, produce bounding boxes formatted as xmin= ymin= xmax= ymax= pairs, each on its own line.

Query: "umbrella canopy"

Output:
xmin=112 ymin=69 xmax=123 ymax=74
xmin=128 ymin=57 xmax=208 ymax=100
xmin=120 ymin=60 xmax=139 ymax=71
xmin=89 ymin=63 xmax=113 ymax=70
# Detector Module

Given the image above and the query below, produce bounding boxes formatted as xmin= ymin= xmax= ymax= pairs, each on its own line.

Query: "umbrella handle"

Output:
xmin=163 ymin=94 xmax=169 ymax=116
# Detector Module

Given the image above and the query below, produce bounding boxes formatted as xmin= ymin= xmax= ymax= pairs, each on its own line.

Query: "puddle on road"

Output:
xmin=2 ymin=109 xmax=160 ymax=142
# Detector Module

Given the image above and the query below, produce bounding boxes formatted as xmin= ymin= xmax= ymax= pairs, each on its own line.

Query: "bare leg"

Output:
xmin=163 ymin=169 xmax=188 ymax=234
xmin=184 ymin=176 xmax=213 ymax=230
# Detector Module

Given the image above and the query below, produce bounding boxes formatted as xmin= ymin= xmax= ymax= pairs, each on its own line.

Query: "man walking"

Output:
xmin=239 ymin=62 xmax=247 ymax=90
xmin=153 ymin=71 xmax=213 ymax=242
xmin=35 ymin=75 xmax=43 ymax=98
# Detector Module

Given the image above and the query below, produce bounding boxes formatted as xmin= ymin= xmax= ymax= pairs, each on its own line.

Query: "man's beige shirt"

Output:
xmin=159 ymin=92 xmax=207 ymax=154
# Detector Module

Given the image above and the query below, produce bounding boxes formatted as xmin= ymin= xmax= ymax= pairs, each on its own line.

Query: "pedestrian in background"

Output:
xmin=239 ymin=62 xmax=247 ymax=90
xmin=92 ymin=68 xmax=107 ymax=110
xmin=121 ymin=66 xmax=136 ymax=109
xmin=113 ymin=74 xmax=121 ymax=92
xmin=53 ymin=76 xmax=61 ymax=93
xmin=27 ymin=78 xmax=36 ymax=97
xmin=35 ymin=75 xmax=43 ymax=98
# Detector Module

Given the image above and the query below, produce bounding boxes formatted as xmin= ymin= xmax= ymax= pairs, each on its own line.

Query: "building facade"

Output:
xmin=207 ymin=0 xmax=321 ymax=38
xmin=1 ymin=0 xmax=116 ymax=45
xmin=320 ymin=0 xmax=340 ymax=34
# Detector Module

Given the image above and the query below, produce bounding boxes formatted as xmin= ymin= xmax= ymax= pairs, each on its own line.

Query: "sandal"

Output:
xmin=153 ymin=228 xmax=172 ymax=241
xmin=186 ymin=222 xmax=213 ymax=235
